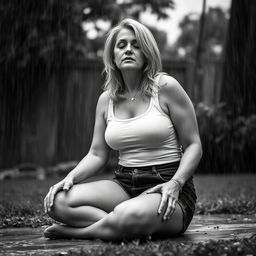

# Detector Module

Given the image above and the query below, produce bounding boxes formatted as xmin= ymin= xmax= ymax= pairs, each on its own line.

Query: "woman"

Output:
xmin=44 ymin=18 xmax=202 ymax=240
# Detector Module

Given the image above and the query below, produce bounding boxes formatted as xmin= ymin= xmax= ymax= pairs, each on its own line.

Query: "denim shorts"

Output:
xmin=113 ymin=161 xmax=197 ymax=233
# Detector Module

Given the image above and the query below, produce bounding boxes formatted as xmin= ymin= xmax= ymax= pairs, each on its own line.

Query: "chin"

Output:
xmin=120 ymin=65 xmax=142 ymax=71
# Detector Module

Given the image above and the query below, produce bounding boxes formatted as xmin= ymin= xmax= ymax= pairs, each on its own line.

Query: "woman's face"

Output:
xmin=113 ymin=28 xmax=145 ymax=71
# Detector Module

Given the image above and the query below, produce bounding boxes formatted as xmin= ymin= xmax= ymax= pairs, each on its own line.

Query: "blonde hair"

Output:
xmin=103 ymin=18 xmax=162 ymax=100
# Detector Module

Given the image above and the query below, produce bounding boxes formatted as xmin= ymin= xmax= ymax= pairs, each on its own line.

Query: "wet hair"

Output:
xmin=103 ymin=18 xmax=162 ymax=100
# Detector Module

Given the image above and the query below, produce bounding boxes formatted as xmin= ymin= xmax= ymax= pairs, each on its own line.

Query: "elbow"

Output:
xmin=89 ymin=149 xmax=109 ymax=166
xmin=195 ymin=138 xmax=203 ymax=160
xmin=183 ymin=140 xmax=203 ymax=159
xmin=194 ymin=134 xmax=203 ymax=159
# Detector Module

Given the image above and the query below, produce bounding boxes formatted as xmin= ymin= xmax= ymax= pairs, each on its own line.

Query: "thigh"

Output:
xmin=117 ymin=191 xmax=183 ymax=236
xmin=60 ymin=180 xmax=131 ymax=213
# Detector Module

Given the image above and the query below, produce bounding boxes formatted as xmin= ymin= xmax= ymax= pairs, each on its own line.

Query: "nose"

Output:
xmin=125 ymin=43 xmax=132 ymax=54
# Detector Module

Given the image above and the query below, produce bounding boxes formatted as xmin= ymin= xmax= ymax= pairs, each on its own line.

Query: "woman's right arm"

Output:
xmin=65 ymin=91 xmax=110 ymax=183
xmin=44 ymin=92 xmax=110 ymax=212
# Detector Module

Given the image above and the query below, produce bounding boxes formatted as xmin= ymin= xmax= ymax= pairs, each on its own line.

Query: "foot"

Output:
xmin=44 ymin=224 xmax=71 ymax=239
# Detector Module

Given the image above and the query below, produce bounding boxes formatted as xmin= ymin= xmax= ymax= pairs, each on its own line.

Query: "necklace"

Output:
xmin=131 ymin=91 xmax=139 ymax=101
xmin=129 ymin=86 xmax=140 ymax=101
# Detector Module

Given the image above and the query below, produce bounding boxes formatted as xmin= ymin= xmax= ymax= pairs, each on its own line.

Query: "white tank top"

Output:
xmin=105 ymin=75 xmax=182 ymax=167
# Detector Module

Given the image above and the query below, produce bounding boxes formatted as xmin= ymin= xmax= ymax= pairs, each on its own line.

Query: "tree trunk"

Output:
xmin=222 ymin=0 xmax=256 ymax=116
xmin=194 ymin=0 xmax=207 ymax=103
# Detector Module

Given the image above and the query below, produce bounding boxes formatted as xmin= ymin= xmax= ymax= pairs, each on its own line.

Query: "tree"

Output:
xmin=175 ymin=7 xmax=229 ymax=59
xmin=83 ymin=0 xmax=174 ymax=26
xmin=221 ymin=0 xmax=256 ymax=116
xmin=0 ymin=0 xmax=174 ymax=167
xmin=0 ymin=0 xmax=174 ymax=66
xmin=83 ymin=0 xmax=173 ymax=57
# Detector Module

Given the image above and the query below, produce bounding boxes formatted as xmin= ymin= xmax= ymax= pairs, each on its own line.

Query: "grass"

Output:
xmin=0 ymin=173 xmax=256 ymax=228
xmin=1 ymin=173 xmax=256 ymax=255
xmin=51 ymin=236 xmax=256 ymax=256
xmin=194 ymin=174 xmax=256 ymax=214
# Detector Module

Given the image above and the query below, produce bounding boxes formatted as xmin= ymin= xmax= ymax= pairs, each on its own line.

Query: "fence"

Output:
xmin=0 ymin=58 xmax=222 ymax=169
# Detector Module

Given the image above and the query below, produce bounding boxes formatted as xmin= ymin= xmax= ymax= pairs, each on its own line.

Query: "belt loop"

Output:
xmin=152 ymin=166 xmax=157 ymax=174
xmin=133 ymin=168 xmax=138 ymax=174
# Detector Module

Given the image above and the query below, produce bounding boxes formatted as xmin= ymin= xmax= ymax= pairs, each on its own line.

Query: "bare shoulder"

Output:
xmin=98 ymin=91 xmax=110 ymax=106
xmin=97 ymin=91 xmax=111 ymax=120
xmin=159 ymin=74 xmax=186 ymax=100
xmin=159 ymin=74 xmax=193 ymax=112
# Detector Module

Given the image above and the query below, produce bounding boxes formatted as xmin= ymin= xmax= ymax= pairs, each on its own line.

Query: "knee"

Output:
xmin=112 ymin=203 xmax=154 ymax=236
xmin=47 ymin=191 xmax=68 ymax=219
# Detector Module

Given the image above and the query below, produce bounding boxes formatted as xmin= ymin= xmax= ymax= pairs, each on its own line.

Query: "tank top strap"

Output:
xmin=107 ymin=98 xmax=114 ymax=122
xmin=152 ymin=73 xmax=164 ymax=111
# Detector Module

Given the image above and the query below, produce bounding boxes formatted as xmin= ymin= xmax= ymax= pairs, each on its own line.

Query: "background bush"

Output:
xmin=196 ymin=103 xmax=256 ymax=173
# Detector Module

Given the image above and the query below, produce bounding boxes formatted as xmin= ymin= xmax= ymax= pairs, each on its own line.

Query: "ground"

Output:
xmin=0 ymin=173 xmax=256 ymax=255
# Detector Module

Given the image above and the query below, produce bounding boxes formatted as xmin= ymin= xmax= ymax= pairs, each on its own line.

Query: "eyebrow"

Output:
xmin=116 ymin=39 xmax=137 ymax=43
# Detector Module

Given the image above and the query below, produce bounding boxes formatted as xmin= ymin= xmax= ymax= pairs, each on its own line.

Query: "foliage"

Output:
xmin=51 ymin=236 xmax=256 ymax=256
xmin=83 ymin=0 xmax=174 ymax=25
xmin=0 ymin=0 xmax=88 ymax=69
xmin=0 ymin=0 xmax=174 ymax=167
xmin=195 ymin=174 xmax=256 ymax=214
xmin=175 ymin=7 xmax=229 ymax=58
xmin=196 ymin=103 xmax=256 ymax=173
xmin=0 ymin=0 xmax=174 ymax=67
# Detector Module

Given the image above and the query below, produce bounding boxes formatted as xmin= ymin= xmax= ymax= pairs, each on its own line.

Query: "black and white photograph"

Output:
xmin=1 ymin=0 xmax=256 ymax=255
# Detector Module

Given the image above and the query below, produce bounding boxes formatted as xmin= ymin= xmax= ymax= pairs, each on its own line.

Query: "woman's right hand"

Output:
xmin=44 ymin=176 xmax=74 ymax=213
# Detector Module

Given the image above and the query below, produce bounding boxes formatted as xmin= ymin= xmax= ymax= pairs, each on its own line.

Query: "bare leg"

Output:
xmin=45 ymin=180 xmax=130 ymax=228
xmin=45 ymin=192 xmax=183 ymax=240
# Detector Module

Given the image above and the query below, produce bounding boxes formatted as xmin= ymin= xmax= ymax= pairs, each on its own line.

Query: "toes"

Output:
xmin=43 ymin=224 xmax=60 ymax=239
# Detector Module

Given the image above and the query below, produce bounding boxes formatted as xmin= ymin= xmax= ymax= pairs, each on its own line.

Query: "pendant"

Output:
xmin=131 ymin=97 xmax=135 ymax=101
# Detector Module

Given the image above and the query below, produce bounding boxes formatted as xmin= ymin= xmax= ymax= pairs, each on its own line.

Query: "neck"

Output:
xmin=121 ymin=70 xmax=143 ymax=93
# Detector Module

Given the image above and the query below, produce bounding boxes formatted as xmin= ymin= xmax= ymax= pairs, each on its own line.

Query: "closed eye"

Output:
xmin=133 ymin=42 xmax=140 ymax=49
xmin=116 ymin=40 xmax=140 ymax=49
xmin=117 ymin=42 xmax=126 ymax=49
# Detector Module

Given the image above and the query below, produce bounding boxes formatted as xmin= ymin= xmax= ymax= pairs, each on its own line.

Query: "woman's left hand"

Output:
xmin=147 ymin=180 xmax=181 ymax=221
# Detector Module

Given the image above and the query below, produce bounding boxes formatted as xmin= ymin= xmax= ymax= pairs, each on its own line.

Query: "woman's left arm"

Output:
xmin=162 ymin=75 xmax=203 ymax=185
xmin=147 ymin=75 xmax=202 ymax=220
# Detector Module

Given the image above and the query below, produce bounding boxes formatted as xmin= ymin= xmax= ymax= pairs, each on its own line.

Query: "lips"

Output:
xmin=122 ymin=57 xmax=135 ymax=62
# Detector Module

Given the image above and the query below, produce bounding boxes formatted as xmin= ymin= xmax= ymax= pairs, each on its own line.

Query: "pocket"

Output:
xmin=155 ymin=170 xmax=172 ymax=182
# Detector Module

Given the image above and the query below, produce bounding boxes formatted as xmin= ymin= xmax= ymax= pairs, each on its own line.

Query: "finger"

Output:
xmin=164 ymin=198 xmax=177 ymax=221
xmin=49 ymin=188 xmax=57 ymax=209
xmin=44 ymin=196 xmax=47 ymax=213
xmin=46 ymin=187 xmax=53 ymax=212
xmin=63 ymin=180 xmax=73 ymax=191
xmin=158 ymin=193 xmax=168 ymax=215
xmin=44 ymin=191 xmax=51 ymax=213
xmin=49 ymin=186 xmax=60 ymax=210
xmin=147 ymin=185 xmax=160 ymax=194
